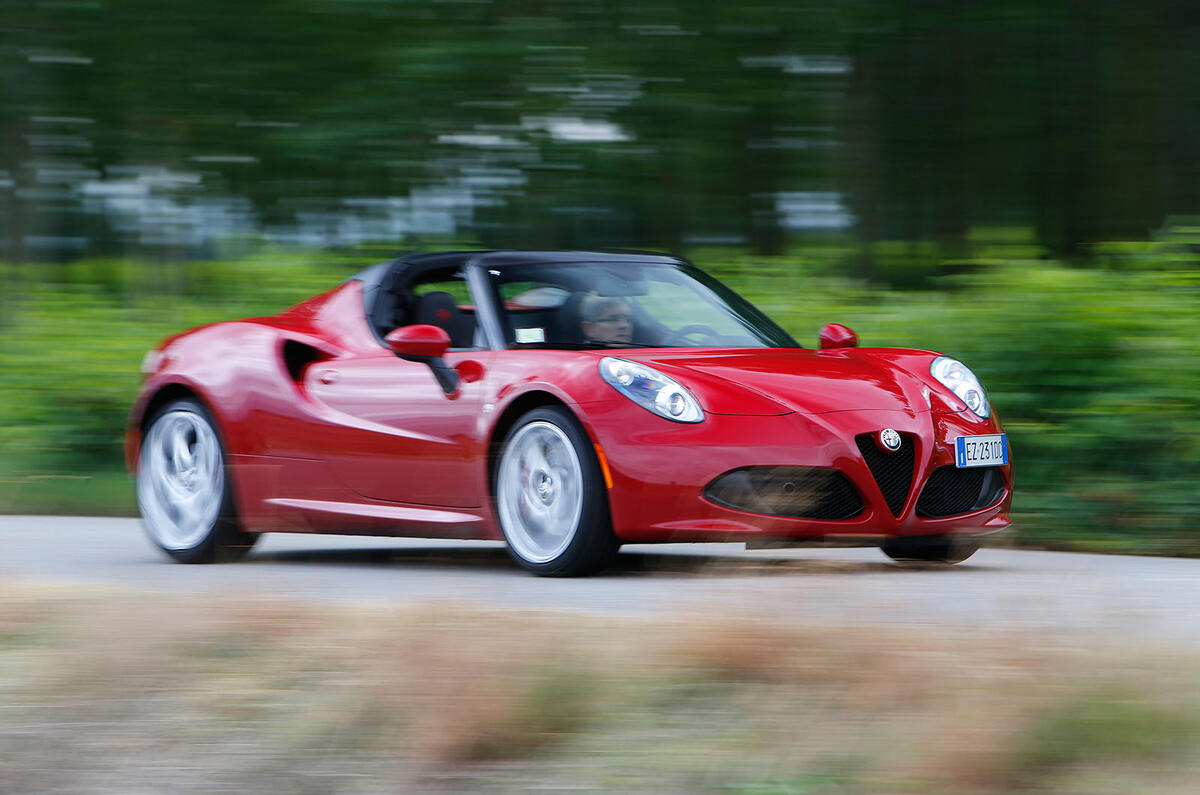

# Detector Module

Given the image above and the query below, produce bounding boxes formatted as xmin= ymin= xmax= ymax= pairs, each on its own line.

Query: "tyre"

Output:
xmin=494 ymin=406 xmax=618 ymax=576
xmin=881 ymin=535 xmax=980 ymax=564
xmin=136 ymin=397 xmax=258 ymax=563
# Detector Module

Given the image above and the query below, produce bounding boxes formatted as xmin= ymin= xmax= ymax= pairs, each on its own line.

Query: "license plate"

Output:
xmin=955 ymin=434 xmax=1008 ymax=468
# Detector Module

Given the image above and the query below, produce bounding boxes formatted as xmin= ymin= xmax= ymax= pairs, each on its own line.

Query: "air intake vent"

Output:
xmin=855 ymin=433 xmax=916 ymax=517
xmin=704 ymin=466 xmax=864 ymax=521
xmin=916 ymin=466 xmax=1006 ymax=518
xmin=282 ymin=339 xmax=330 ymax=383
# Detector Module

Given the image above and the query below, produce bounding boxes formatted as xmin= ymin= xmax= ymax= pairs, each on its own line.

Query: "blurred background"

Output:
xmin=2 ymin=0 xmax=1198 ymax=553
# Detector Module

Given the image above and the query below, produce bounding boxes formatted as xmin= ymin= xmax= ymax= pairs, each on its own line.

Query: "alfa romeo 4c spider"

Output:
xmin=127 ymin=250 xmax=1012 ymax=575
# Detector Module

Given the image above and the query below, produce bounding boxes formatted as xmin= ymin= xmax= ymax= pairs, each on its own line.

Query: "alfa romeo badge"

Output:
xmin=879 ymin=428 xmax=902 ymax=451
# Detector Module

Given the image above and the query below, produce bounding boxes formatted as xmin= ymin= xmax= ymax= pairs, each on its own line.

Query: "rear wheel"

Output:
xmin=137 ymin=398 xmax=258 ymax=563
xmin=881 ymin=535 xmax=980 ymax=564
xmin=494 ymin=406 xmax=617 ymax=576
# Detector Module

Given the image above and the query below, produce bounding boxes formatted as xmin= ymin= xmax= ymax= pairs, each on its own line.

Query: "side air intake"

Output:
xmin=916 ymin=466 xmax=1006 ymax=518
xmin=282 ymin=339 xmax=331 ymax=383
xmin=704 ymin=466 xmax=864 ymax=521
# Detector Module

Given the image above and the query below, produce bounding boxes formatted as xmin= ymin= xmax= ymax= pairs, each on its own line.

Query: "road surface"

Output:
xmin=3 ymin=516 xmax=1198 ymax=646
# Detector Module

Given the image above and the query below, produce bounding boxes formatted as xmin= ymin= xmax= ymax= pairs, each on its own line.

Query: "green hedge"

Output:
xmin=0 ymin=255 xmax=352 ymax=512
xmin=2 ymin=248 xmax=1197 ymax=555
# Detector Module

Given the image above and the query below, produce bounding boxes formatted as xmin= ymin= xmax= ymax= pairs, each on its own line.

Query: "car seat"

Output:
xmin=550 ymin=291 xmax=588 ymax=344
xmin=414 ymin=291 xmax=476 ymax=348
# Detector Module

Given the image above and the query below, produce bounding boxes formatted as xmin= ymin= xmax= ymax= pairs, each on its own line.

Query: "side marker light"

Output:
xmin=593 ymin=444 xmax=614 ymax=489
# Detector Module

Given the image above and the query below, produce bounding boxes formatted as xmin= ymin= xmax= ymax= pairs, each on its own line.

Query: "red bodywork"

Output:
xmin=126 ymin=277 xmax=1012 ymax=546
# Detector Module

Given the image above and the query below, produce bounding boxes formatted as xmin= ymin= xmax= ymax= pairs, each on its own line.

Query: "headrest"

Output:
xmin=415 ymin=291 xmax=473 ymax=348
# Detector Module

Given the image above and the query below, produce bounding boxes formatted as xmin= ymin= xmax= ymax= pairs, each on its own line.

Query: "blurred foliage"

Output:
xmin=1009 ymin=688 xmax=1200 ymax=783
xmin=2 ymin=0 xmax=1200 ymax=550
xmin=0 ymin=253 xmax=351 ymax=513
xmin=4 ymin=1 xmax=1200 ymax=267
xmin=2 ymin=238 xmax=1199 ymax=554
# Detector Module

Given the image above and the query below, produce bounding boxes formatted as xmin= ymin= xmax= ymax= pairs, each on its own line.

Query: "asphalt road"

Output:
xmin=4 ymin=516 xmax=1199 ymax=647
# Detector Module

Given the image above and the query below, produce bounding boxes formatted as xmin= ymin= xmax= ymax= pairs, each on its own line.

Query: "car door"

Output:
xmin=304 ymin=349 xmax=493 ymax=508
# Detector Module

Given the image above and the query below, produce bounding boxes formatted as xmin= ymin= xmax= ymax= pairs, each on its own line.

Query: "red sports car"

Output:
xmin=127 ymin=250 xmax=1012 ymax=575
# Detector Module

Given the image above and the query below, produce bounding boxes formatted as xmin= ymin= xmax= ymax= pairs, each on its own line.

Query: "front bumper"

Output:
xmin=580 ymin=402 xmax=1012 ymax=544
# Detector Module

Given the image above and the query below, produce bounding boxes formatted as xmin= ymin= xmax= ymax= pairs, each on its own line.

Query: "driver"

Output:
xmin=579 ymin=294 xmax=634 ymax=344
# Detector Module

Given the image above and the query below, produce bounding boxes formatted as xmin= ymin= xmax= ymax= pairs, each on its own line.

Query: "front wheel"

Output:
xmin=137 ymin=397 xmax=258 ymax=563
xmin=881 ymin=535 xmax=981 ymax=564
xmin=494 ymin=406 xmax=617 ymax=576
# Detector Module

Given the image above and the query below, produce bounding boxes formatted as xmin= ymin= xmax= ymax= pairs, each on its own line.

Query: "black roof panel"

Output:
xmin=462 ymin=250 xmax=682 ymax=267
xmin=347 ymin=249 xmax=683 ymax=287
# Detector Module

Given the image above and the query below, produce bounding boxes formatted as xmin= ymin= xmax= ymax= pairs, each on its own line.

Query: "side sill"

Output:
xmin=267 ymin=498 xmax=484 ymax=525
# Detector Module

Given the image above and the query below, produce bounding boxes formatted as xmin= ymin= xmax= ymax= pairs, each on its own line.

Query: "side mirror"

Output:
xmin=386 ymin=324 xmax=450 ymax=359
xmin=385 ymin=325 xmax=458 ymax=394
xmin=819 ymin=323 xmax=858 ymax=350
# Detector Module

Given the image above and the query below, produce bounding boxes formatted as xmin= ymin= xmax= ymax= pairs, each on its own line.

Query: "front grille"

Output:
xmin=916 ymin=466 xmax=1006 ymax=518
xmin=704 ymin=466 xmax=864 ymax=521
xmin=855 ymin=433 xmax=916 ymax=517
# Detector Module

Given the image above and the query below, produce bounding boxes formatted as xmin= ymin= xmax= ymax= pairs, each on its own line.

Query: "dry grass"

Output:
xmin=0 ymin=582 xmax=1198 ymax=794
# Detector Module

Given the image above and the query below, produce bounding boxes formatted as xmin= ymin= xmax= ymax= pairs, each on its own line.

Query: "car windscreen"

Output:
xmin=488 ymin=261 xmax=799 ymax=349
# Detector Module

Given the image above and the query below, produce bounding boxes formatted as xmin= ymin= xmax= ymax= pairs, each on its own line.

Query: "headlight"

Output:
xmin=599 ymin=357 xmax=704 ymax=423
xmin=930 ymin=356 xmax=990 ymax=418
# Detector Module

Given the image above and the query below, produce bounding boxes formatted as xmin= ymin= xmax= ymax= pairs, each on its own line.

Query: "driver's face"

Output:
xmin=582 ymin=306 xmax=634 ymax=343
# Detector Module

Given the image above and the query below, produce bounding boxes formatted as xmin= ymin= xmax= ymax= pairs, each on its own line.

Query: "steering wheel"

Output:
xmin=671 ymin=324 xmax=721 ymax=346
